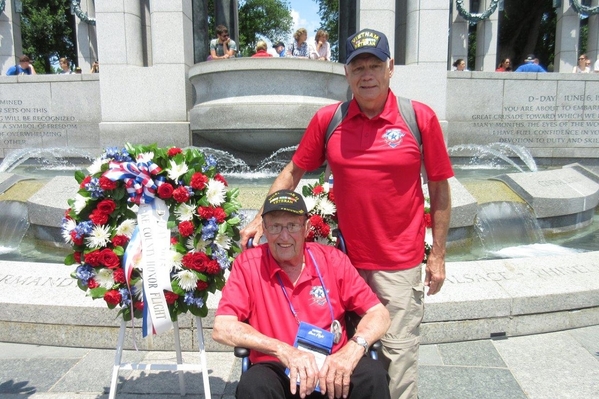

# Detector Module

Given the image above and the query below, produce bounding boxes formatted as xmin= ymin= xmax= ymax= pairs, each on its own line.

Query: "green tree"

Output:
xmin=238 ymin=0 xmax=293 ymax=56
xmin=20 ymin=0 xmax=76 ymax=74
xmin=315 ymin=0 xmax=338 ymax=60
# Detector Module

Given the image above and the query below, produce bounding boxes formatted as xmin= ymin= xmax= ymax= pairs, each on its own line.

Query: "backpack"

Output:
xmin=323 ymin=96 xmax=427 ymax=183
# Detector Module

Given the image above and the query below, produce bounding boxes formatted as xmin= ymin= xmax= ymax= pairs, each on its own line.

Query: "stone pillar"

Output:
xmin=587 ymin=0 xmax=599 ymax=69
xmin=96 ymin=1 xmax=143 ymax=66
xmin=450 ymin=0 xmax=469 ymax=70
xmin=475 ymin=0 xmax=499 ymax=71
xmin=394 ymin=0 xmax=407 ymax=65
xmin=554 ymin=0 xmax=580 ymax=73
xmin=0 ymin=0 xmax=22 ymax=75
xmin=73 ymin=0 xmax=98 ymax=72
xmin=215 ymin=0 xmax=238 ymax=47
xmin=357 ymin=0 xmax=396 ymax=60
xmin=193 ymin=0 xmax=209 ymax=63
xmin=404 ymin=0 xmax=450 ymax=67
xmin=97 ymin=1 xmax=194 ymax=150
xmin=339 ymin=0 xmax=357 ymax=63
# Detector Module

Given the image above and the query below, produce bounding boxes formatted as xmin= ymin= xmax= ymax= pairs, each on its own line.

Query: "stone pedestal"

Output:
xmin=450 ymin=1 xmax=469 ymax=70
xmin=0 ymin=0 xmax=21 ymax=75
xmin=357 ymin=0 xmax=396 ymax=59
xmin=405 ymin=0 xmax=450 ymax=67
xmin=475 ymin=0 xmax=499 ymax=72
xmin=588 ymin=0 xmax=599 ymax=67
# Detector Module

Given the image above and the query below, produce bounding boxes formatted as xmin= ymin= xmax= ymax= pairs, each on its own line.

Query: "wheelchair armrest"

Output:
xmin=234 ymin=347 xmax=250 ymax=358
xmin=371 ymin=340 xmax=382 ymax=352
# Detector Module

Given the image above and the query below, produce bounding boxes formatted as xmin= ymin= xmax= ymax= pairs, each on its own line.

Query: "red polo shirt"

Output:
xmin=216 ymin=242 xmax=381 ymax=365
xmin=292 ymin=90 xmax=454 ymax=270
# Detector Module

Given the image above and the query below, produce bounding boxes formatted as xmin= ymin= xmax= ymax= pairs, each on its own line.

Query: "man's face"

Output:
xmin=263 ymin=211 xmax=307 ymax=267
xmin=345 ymin=54 xmax=393 ymax=103
xmin=219 ymin=32 xmax=229 ymax=42
xmin=19 ymin=61 xmax=29 ymax=69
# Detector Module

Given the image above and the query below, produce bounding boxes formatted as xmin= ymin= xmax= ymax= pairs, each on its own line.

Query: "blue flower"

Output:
xmin=184 ymin=292 xmax=204 ymax=308
xmin=76 ymin=264 xmax=95 ymax=284
xmin=202 ymin=155 xmax=217 ymax=172
xmin=201 ymin=217 xmax=218 ymax=241
xmin=119 ymin=288 xmax=131 ymax=307
xmin=73 ymin=221 xmax=94 ymax=239
xmin=103 ymin=147 xmax=132 ymax=162
xmin=85 ymin=177 xmax=104 ymax=199
xmin=213 ymin=246 xmax=231 ymax=269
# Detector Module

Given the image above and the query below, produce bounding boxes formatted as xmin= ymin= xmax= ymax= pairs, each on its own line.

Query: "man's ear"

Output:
xmin=388 ymin=59 xmax=395 ymax=77
xmin=304 ymin=218 xmax=312 ymax=238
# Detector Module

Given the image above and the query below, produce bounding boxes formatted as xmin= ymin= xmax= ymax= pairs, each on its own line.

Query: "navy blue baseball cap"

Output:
xmin=346 ymin=28 xmax=391 ymax=64
xmin=262 ymin=189 xmax=307 ymax=216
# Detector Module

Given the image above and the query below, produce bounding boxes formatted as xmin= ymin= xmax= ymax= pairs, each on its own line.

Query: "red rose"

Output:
xmin=328 ymin=188 xmax=335 ymax=203
xmin=84 ymin=250 xmax=101 ymax=267
xmin=196 ymin=280 xmax=208 ymax=291
xmin=97 ymin=199 xmax=117 ymax=214
xmin=182 ymin=252 xmax=210 ymax=272
xmin=178 ymin=220 xmax=195 ymax=237
xmin=198 ymin=206 xmax=213 ymax=220
xmin=172 ymin=186 xmax=190 ymax=203
xmin=89 ymin=209 xmax=109 ymax=225
xmin=212 ymin=207 xmax=226 ymax=223
xmin=73 ymin=251 xmax=82 ymax=264
xmin=99 ymin=176 xmax=118 ymax=190
xmin=133 ymin=301 xmax=144 ymax=311
xmin=214 ymin=173 xmax=228 ymax=186
xmin=312 ymin=185 xmax=324 ymax=195
xmin=88 ymin=279 xmax=99 ymax=289
xmin=80 ymin=175 xmax=91 ymax=189
xmin=170 ymin=237 xmax=179 ymax=245
xmin=164 ymin=291 xmax=179 ymax=305
xmin=113 ymin=268 xmax=126 ymax=284
xmin=104 ymin=289 xmax=122 ymax=306
xmin=424 ymin=213 xmax=432 ymax=228
xmin=167 ymin=147 xmax=182 ymax=157
xmin=112 ymin=235 xmax=129 ymax=247
xmin=100 ymin=248 xmax=120 ymax=269
xmin=190 ymin=172 xmax=208 ymax=190
xmin=157 ymin=183 xmax=174 ymax=199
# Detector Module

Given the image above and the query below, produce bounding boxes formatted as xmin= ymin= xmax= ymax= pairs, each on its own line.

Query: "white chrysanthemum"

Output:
xmin=136 ymin=152 xmax=154 ymax=163
xmin=214 ymin=232 xmax=231 ymax=250
xmin=167 ymin=159 xmax=189 ymax=181
xmin=85 ymin=224 xmax=112 ymax=248
xmin=205 ymin=179 xmax=226 ymax=206
xmin=73 ymin=194 xmax=88 ymax=214
xmin=95 ymin=268 xmax=114 ymax=288
xmin=175 ymin=203 xmax=196 ymax=222
xmin=186 ymin=236 xmax=209 ymax=251
xmin=318 ymin=197 xmax=336 ymax=216
xmin=132 ymin=279 xmax=143 ymax=300
xmin=87 ymin=157 xmax=107 ymax=175
xmin=323 ymin=182 xmax=330 ymax=192
xmin=116 ymin=219 xmax=137 ymax=237
xmin=175 ymin=270 xmax=198 ymax=291
xmin=304 ymin=196 xmax=317 ymax=213
xmin=61 ymin=219 xmax=77 ymax=244
xmin=170 ymin=249 xmax=184 ymax=271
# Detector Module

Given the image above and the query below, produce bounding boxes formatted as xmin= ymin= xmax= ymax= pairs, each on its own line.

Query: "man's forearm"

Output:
xmin=428 ymin=179 xmax=451 ymax=256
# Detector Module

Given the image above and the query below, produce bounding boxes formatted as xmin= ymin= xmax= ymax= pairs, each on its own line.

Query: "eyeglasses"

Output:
xmin=264 ymin=222 xmax=303 ymax=235
xmin=221 ymin=34 xmax=229 ymax=38
xmin=579 ymin=58 xmax=586 ymax=60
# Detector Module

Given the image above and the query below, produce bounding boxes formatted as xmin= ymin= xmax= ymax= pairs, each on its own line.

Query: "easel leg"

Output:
xmin=196 ymin=316 xmax=212 ymax=398
xmin=173 ymin=321 xmax=186 ymax=396
xmin=108 ymin=319 xmax=127 ymax=399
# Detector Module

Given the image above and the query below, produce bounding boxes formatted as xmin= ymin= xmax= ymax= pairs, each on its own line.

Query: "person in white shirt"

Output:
xmin=572 ymin=54 xmax=590 ymax=73
xmin=309 ymin=30 xmax=331 ymax=61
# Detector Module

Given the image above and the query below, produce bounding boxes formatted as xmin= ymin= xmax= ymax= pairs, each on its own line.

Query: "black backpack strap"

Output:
xmin=397 ymin=96 xmax=427 ymax=183
xmin=324 ymin=101 xmax=350 ymax=180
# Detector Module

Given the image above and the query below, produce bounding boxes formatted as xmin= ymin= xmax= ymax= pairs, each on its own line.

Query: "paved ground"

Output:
xmin=1 ymin=325 xmax=598 ymax=398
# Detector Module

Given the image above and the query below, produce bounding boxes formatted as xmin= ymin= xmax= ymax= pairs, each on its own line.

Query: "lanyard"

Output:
xmin=275 ymin=248 xmax=336 ymax=327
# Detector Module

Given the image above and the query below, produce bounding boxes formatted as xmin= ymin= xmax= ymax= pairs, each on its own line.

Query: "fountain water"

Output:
xmin=0 ymin=147 xmax=94 ymax=174
xmin=0 ymin=201 xmax=30 ymax=255
xmin=448 ymin=142 xmax=538 ymax=173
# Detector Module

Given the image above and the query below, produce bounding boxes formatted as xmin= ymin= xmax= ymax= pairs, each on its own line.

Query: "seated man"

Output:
xmin=209 ymin=24 xmax=237 ymax=60
xmin=213 ymin=190 xmax=391 ymax=399
xmin=6 ymin=55 xmax=36 ymax=76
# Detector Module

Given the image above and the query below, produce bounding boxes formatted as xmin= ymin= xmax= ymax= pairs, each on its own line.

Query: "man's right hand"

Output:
xmin=240 ymin=215 xmax=263 ymax=250
xmin=278 ymin=345 xmax=320 ymax=397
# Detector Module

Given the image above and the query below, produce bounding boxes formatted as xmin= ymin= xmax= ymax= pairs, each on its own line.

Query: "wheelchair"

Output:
xmin=234 ymin=232 xmax=382 ymax=373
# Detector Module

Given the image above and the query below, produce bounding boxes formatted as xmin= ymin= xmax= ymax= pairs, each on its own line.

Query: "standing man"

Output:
xmin=241 ymin=29 xmax=453 ymax=399
xmin=214 ymin=190 xmax=391 ymax=399
xmin=273 ymin=41 xmax=286 ymax=57
xmin=209 ymin=25 xmax=237 ymax=60
xmin=514 ymin=54 xmax=546 ymax=72
xmin=6 ymin=55 xmax=36 ymax=76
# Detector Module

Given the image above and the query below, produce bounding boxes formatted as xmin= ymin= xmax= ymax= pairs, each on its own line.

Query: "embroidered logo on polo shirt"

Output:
xmin=382 ymin=129 xmax=405 ymax=148
xmin=310 ymin=286 xmax=327 ymax=306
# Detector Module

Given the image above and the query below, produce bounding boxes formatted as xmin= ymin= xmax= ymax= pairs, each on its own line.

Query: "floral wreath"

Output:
xmin=303 ymin=173 xmax=431 ymax=263
xmin=62 ymin=144 xmax=241 ymax=330
xmin=456 ymin=0 xmax=499 ymax=25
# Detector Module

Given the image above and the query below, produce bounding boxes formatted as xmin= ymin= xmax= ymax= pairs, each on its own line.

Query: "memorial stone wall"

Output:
xmin=446 ymin=71 xmax=599 ymax=163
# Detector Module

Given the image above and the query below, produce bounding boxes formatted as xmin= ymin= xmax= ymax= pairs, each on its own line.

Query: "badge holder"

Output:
xmin=286 ymin=321 xmax=335 ymax=392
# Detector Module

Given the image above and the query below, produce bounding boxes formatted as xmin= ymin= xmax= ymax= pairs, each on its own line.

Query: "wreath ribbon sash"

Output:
xmin=137 ymin=198 xmax=173 ymax=336
xmin=104 ymin=160 xmax=163 ymax=205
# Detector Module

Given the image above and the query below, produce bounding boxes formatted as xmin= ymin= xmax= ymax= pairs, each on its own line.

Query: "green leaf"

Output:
xmin=89 ymin=287 xmax=108 ymax=298
xmin=64 ymin=253 xmax=75 ymax=265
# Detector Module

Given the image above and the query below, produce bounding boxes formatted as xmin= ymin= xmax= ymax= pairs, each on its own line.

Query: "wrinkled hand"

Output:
xmin=318 ymin=345 xmax=361 ymax=399
xmin=240 ymin=216 xmax=263 ymax=250
xmin=424 ymin=252 xmax=446 ymax=295
xmin=279 ymin=346 xmax=320 ymax=398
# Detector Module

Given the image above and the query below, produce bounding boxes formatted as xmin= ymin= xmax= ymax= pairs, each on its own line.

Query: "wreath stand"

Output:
xmin=108 ymin=316 xmax=211 ymax=398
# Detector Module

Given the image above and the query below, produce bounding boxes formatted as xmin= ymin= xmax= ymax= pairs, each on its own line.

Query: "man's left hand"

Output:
xmin=318 ymin=344 xmax=362 ymax=399
xmin=424 ymin=252 xmax=445 ymax=295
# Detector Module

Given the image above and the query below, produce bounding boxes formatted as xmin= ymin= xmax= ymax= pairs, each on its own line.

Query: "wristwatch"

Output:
xmin=350 ymin=336 xmax=369 ymax=355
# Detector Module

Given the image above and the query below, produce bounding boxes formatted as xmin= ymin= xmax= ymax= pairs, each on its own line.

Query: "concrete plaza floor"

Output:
xmin=1 ymin=324 xmax=598 ymax=398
